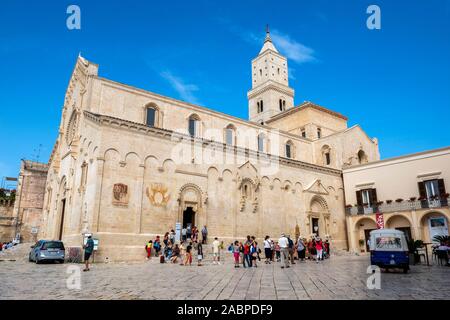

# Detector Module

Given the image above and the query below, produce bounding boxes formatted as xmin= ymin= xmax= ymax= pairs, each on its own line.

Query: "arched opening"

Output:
xmin=321 ymin=145 xmax=331 ymax=166
xmin=285 ymin=140 xmax=294 ymax=158
xmin=309 ymin=196 xmax=330 ymax=238
xmin=225 ymin=124 xmax=236 ymax=146
xmin=188 ymin=114 xmax=200 ymax=137
xmin=358 ymin=150 xmax=368 ymax=164
xmin=354 ymin=217 xmax=377 ymax=252
xmin=385 ymin=215 xmax=412 ymax=242
xmin=419 ymin=212 xmax=449 ymax=244
xmin=257 ymin=133 xmax=265 ymax=152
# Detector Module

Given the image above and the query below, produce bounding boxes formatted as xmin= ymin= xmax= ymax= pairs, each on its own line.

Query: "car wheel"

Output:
xmin=403 ymin=267 xmax=408 ymax=274
xmin=60 ymin=259 xmax=65 ymax=264
xmin=29 ymin=254 xmax=33 ymax=262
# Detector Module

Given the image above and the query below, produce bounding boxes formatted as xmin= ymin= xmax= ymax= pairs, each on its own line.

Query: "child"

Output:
xmin=145 ymin=240 xmax=153 ymax=260
xmin=233 ymin=241 xmax=240 ymax=268
xmin=275 ymin=242 xmax=281 ymax=262
xmin=184 ymin=242 xmax=193 ymax=266
xmin=197 ymin=243 xmax=203 ymax=266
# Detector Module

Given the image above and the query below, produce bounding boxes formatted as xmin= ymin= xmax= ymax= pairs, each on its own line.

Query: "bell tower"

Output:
xmin=247 ymin=26 xmax=295 ymax=124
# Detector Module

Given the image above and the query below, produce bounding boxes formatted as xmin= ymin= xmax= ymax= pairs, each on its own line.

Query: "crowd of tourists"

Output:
xmin=0 ymin=241 xmax=16 ymax=252
xmin=143 ymin=225 xmax=331 ymax=269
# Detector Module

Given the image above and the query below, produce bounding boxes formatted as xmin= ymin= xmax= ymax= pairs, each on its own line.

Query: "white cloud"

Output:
xmin=160 ymin=71 xmax=200 ymax=105
xmin=271 ymin=30 xmax=316 ymax=64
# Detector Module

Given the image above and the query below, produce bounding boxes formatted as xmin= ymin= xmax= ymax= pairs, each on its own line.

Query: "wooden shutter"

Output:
xmin=418 ymin=182 xmax=426 ymax=198
xmin=356 ymin=190 xmax=363 ymax=206
xmin=371 ymin=188 xmax=378 ymax=203
xmin=438 ymin=179 xmax=446 ymax=196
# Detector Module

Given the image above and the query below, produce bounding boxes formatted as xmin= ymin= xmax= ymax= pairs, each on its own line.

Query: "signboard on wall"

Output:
xmin=175 ymin=222 xmax=182 ymax=242
xmin=428 ymin=217 xmax=448 ymax=243
xmin=376 ymin=213 xmax=384 ymax=229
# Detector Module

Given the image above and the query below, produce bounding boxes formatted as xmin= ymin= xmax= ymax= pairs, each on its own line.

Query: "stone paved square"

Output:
xmin=1 ymin=246 xmax=449 ymax=300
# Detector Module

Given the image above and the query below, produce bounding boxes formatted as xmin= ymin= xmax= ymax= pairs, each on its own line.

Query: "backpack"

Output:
xmin=288 ymin=238 xmax=294 ymax=248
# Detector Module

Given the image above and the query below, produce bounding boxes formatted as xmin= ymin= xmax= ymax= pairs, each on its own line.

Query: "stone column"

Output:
xmin=92 ymin=157 xmax=105 ymax=233
xmin=135 ymin=164 xmax=145 ymax=234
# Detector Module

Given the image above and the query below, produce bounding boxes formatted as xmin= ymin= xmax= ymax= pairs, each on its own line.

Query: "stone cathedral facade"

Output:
xmin=40 ymin=30 xmax=380 ymax=261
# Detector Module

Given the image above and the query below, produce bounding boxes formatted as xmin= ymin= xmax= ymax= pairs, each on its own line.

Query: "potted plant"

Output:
xmin=345 ymin=204 xmax=353 ymax=208
xmin=358 ymin=239 xmax=365 ymax=252
xmin=395 ymin=198 xmax=403 ymax=203
xmin=409 ymin=197 xmax=417 ymax=202
xmin=376 ymin=201 xmax=384 ymax=206
xmin=386 ymin=200 xmax=393 ymax=204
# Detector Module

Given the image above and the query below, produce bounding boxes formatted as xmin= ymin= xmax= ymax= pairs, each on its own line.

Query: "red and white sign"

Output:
xmin=376 ymin=212 xmax=384 ymax=229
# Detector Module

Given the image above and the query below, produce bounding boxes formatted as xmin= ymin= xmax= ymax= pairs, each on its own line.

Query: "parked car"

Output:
xmin=29 ymin=240 xmax=65 ymax=264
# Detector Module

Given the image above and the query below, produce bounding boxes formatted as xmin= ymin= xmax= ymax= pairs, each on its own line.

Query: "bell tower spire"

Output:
xmin=247 ymin=26 xmax=295 ymax=124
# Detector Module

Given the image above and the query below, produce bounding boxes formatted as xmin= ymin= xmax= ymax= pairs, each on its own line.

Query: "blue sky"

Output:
xmin=0 ymin=0 xmax=449 ymax=182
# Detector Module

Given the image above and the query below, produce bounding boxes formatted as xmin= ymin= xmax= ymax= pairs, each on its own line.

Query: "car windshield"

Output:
xmin=42 ymin=241 xmax=65 ymax=250
xmin=375 ymin=237 xmax=402 ymax=249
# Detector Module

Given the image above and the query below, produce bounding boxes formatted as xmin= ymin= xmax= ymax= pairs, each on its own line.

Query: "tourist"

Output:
xmin=315 ymin=237 xmax=324 ymax=263
xmin=154 ymin=236 xmax=161 ymax=256
xmin=169 ymin=229 xmax=176 ymax=245
xmin=179 ymin=241 xmax=186 ymax=265
xmin=145 ymin=240 xmax=153 ymax=260
xmin=186 ymin=224 xmax=192 ymax=240
xmin=163 ymin=232 xmax=169 ymax=247
xmin=233 ymin=241 xmax=240 ymax=268
xmin=287 ymin=235 xmax=295 ymax=264
xmin=278 ymin=233 xmax=290 ymax=269
xmin=297 ymin=237 xmax=306 ymax=261
xmin=274 ymin=241 xmax=281 ymax=262
xmin=264 ymin=236 xmax=272 ymax=264
xmin=83 ymin=235 xmax=94 ymax=272
xmin=218 ymin=241 xmax=225 ymax=262
xmin=197 ymin=242 xmax=203 ymax=266
xmin=164 ymin=241 xmax=173 ymax=260
xmin=171 ymin=244 xmax=180 ymax=263
xmin=191 ymin=226 xmax=198 ymax=243
xmin=201 ymin=225 xmax=208 ymax=244
xmin=182 ymin=227 xmax=187 ymax=242
xmin=324 ymin=239 xmax=330 ymax=259
xmin=212 ymin=237 xmax=221 ymax=265
xmin=243 ymin=237 xmax=251 ymax=267
xmin=184 ymin=242 xmax=193 ymax=266
xmin=250 ymin=240 xmax=258 ymax=268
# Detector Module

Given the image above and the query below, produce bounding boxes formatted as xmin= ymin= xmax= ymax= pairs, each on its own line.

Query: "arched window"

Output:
xmin=225 ymin=124 xmax=236 ymax=146
xmin=285 ymin=140 xmax=294 ymax=159
xmin=358 ymin=150 xmax=368 ymax=164
xmin=257 ymin=102 xmax=260 ymax=113
xmin=146 ymin=107 xmax=156 ymax=127
xmin=257 ymin=133 xmax=265 ymax=152
xmin=317 ymin=128 xmax=322 ymax=139
xmin=260 ymin=100 xmax=264 ymax=112
xmin=321 ymin=145 xmax=331 ymax=166
xmin=188 ymin=114 xmax=200 ymax=137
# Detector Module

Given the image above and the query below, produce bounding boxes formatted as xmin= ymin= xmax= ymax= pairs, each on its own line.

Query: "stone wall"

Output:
xmin=0 ymin=199 xmax=15 ymax=242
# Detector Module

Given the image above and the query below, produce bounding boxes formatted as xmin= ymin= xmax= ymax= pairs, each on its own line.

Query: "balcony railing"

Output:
xmin=346 ymin=197 xmax=449 ymax=215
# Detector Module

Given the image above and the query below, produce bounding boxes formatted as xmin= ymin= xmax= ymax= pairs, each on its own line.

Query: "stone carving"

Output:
xmin=147 ymin=183 xmax=170 ymax=207
xmin=112 ymin=183 xmax=129 ymax=206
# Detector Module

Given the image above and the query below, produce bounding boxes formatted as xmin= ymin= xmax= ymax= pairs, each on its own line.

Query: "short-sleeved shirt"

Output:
xmin=212 ymin=240 xmax=220 ymax=254
xmin=85 ymin=239 xmax=94 ymax=254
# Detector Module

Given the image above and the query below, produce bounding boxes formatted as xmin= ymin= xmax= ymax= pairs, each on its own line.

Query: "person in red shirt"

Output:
xmin=315 ymin=238 xmax=323 ymax=263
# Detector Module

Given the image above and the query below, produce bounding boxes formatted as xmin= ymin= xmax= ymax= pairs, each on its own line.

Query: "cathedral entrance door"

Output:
xmin=183 ymin=206 xmax=196 ymax=230
xmin=311 ymin=217 xmax=319 ymax=236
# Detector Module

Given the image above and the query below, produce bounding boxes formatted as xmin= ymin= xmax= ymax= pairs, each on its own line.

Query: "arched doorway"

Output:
xmin=419 ymin=211 xmax=449 ymax=243
xmin=178 ymin=183 xmax=203 ymax=235
xmin=385 ymin=214 xmax=412 ymax=242
xmin=354 ymin=217 xmax=377 ymax=252
xmin=308 ymin=196 xmax=330 ymax=238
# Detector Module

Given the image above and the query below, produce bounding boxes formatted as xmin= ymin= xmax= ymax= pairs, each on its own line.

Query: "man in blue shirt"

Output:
xmin=83 ymin=235 xmax=94 ymax=271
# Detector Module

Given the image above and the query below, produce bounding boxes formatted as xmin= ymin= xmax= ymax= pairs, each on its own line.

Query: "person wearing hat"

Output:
xmin=278 ymin=233 xmax=290 ymax=268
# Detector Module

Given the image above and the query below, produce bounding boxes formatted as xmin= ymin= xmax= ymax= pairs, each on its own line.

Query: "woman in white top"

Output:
xmin=264 ymin=236 xmax=272 ymax=264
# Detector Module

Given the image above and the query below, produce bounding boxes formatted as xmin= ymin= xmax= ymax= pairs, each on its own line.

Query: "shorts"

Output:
xmin=264 ymin=248 xmax=271 ymax=259
xmin=84 ymin=252 xmax=92 ymax=261
xmin=233 ymin=252 xmax=240 ymax=262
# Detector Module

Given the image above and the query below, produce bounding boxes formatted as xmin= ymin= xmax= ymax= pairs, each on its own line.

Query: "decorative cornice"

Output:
xmin=247 ymin=81 xmax=294 ymax=99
